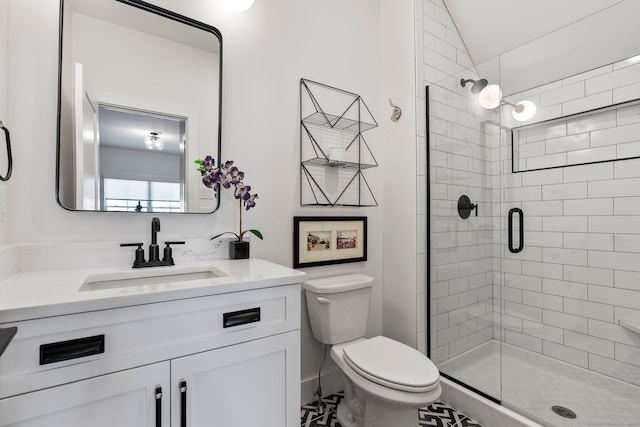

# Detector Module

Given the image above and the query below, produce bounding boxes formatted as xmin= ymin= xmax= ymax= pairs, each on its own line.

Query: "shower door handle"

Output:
xmin=508 ymin=208 xmax=524 ymax=254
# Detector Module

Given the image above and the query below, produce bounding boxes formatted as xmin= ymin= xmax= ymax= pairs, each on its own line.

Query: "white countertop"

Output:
xmin=0 ymin=258 xmax=305 ymax=324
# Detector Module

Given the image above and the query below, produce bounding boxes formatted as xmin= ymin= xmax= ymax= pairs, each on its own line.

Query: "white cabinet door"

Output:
xmin=171 ymin=331 xmax=300 ymax=427
xmin=0 ymin=362 xmax=169 ymax=427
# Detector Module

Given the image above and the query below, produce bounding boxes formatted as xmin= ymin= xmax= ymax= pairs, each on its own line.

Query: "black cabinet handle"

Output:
xmin=508 ymin=208 xmax=524 ymax=253
xmin=155 ymin=387 xmax=162 ymax=427
xmin=180 ymin=380 xmax=187 ymax=427
xmin=40 ymin=334 xmax=105 ymax=365
xmin=223 ymin=307 xmax=261 ymax=328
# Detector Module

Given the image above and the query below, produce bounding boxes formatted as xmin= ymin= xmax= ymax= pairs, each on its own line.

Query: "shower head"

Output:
xmin=460 ymin=78 xmax=488 ymax=94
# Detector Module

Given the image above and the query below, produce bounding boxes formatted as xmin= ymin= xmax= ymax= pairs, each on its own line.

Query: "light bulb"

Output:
xmin=512 ymin=100 xmax=537 ymax=122
xmin=220 ymin=0 xmax=254 ymax=12
xmin=478 ymin=84 xmax=502 ymax=109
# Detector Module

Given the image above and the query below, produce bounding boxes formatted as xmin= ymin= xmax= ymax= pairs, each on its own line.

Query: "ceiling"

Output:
xmin=442 ymin=0 xmax=640 ymax=94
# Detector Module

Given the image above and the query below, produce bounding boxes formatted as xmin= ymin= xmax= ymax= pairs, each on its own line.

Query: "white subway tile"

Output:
xmin=564 ymin=232 xmax=613 ymax=251
xmin=615 ymin=343 xmax=640 ymax=368
xmin=563 ymin=198 xmax=613 ymax=216
xmin=589 ymin=250 xmax=640 ymax=272
xmin=503 ymin=186 xmax=541 ymax=202
xmin=614 ymin=158 xmax=640 ymax=178
xmin=542 ymin=182 xmax=588 ymax=200
xmin=522 ymin=290 xmax=564 ymax=312
xmin=589 ymin=216 xmax=640 ymax=233
xmin=589 ymin=177 xmax=640 ymax=198
xmin=526 ymin=153 xmax=567 ymax=170
xmin=543 ymin=216 xmax=588 ymax=232
xmin=543 ymin=341 xmax=588 ymax=368
xmin=614 ymin=234 xmax=640 ymax=253
xmin=567 ymin=145 xmax=617 ymax=165
xmin=562 ymin=91 xmax=613 ymax=116
xmin=564 ymin=162 xmax=613 ymax=183
xmin=540 ymin=82 xmax=585 ymax=108
xmin=504 ymin=330 xmax=542 ymax=353
xmin=525 ymin=122 xmax=567 ymax=143
xmin=589 ymin=354 xmax=640 ymax=386
xmin=543 ymin=247 xmax=588 ymax=266
xmin=591 ymin=122 xmax=640 ymax=147
xmin=589 ymin=283 xmax=640 ymax=310
xmin=504 ymin=272 xmax=542 ymax=292
xmin=564 ymin=298 xmax=614 ymax=322
xmin=434 ymin=38 xmax=457 ymax=61
xmin=523 ymin=320 xmax=563 ymax=343
xmin=521 ymin=168 xmax=563 ymax=187
xmin=617 ymin=103 xmax=640 ymax=126
xmin=563 ymin=64 xmax=612 ymax=86
xmin=586 ymin=63 xmax=640 ymax=95
xmin=617 ymin=141 xmax=640 ymax=159
xmin=567 ymin=110 xmax=616 ymax=135
xmin=522 ymin=200 xmax=563 ymax=216
xmin=589 ymin=319 xmax=640 ymax=347
xmin=564 ymin=265 xmax=613 ymax=286
xmin=614 ymin=81 xmax=640 ymax=104
xmin=542 ymin=278 xmax=588 ymax=299
xmin=564 ymin=331 xmax=614 ymax=358
xmin=502 ymin=314 xmax=523 ymax=332
xmin=518 ymin=141 xmax=546 ymax=159
xmin=522 ymin=261 xmax=564 ymax=280
xmin=525 ymin=231 xmax=564 ymax=248
xmin=544 ymin=309 xmax=588 ymax=334
xmin=614 ymin=270 xmax=640 ymax=292
xmin=546 ymin=133 xmax=591 ymax=155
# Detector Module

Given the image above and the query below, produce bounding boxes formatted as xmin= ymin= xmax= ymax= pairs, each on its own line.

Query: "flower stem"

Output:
xmin=238 ymin=198 xmax=243 ymax=241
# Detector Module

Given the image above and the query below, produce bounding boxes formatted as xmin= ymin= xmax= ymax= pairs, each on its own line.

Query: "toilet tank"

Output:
xmin=303 ymin=274 xmax=373 ymax=345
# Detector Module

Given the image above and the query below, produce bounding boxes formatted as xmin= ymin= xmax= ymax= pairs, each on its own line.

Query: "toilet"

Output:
xmin=303 ymin=274 xmax=441 ymax=427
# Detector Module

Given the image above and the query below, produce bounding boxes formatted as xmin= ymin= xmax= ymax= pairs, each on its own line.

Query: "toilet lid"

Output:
xmin=342 ymin=336 xmax=439 ymax=393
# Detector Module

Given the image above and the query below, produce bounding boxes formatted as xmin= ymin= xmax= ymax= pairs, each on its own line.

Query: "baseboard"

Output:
xmin=301 ymin=367 xmax=343 ymax=406
xmin=440 ymin=377 xmax=544 ymax=427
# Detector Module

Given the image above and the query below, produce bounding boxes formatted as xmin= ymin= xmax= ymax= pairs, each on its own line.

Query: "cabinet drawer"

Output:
xmin=0 ymin=284 xmax=300 ymax=397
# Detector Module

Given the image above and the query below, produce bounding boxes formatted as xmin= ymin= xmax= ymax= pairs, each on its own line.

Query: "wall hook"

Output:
xmin=389 ymin=99 xmax=402 ymax=122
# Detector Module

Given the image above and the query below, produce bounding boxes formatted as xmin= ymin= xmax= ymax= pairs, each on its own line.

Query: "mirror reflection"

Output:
xmin=57 ymin=0 xmax=222 ymax=213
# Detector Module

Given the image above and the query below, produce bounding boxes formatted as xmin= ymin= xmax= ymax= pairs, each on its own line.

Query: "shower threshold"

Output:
xmin=438 ymin=340 xmax=640 ymax=427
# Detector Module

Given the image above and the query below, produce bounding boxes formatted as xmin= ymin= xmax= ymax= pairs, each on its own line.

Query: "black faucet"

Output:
xmin=149 ymin=217 xmax=161 ymax=263
xmin=120 ymin=217 xmax=185 ymax=268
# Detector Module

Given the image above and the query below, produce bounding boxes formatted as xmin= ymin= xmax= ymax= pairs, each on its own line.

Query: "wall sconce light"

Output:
xmin=461 ymin=77 xmax=537 ymax=122
xmin=145 ymin=132 xmax=165 ymax=150
xmin=220 ymin=0 xmax=255 ymax=12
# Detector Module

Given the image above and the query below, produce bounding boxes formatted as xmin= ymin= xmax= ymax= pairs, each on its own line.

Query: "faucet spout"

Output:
xmin=151 ymin=217 xmax=161 ymax=245
xmin=149 ymin=217 xmax=161 ymax=262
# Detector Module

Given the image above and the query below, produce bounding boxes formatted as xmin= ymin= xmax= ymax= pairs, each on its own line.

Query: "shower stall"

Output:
xmin=426 ymin=49 xmax=640 ymax=426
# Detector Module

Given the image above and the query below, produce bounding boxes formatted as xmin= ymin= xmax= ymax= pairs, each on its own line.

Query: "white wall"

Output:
xmin=5 ymin=0 xmax=383 ymax=404
xmin=380 ymin=0 xmax=419 ymax=348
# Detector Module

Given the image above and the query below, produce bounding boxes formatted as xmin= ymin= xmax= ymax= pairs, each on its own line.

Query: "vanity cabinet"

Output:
xmin=0 ymin=283 xmax=301 ymax=426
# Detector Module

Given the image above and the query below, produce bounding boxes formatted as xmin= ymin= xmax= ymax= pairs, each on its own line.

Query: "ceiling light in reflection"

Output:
xmin=512 ymin=100 xmax=537 ymax=122
xmin=478 ymin=84 xmax=502 ymax=109
xmin=220 ymin=0 xmax=254 ymax=12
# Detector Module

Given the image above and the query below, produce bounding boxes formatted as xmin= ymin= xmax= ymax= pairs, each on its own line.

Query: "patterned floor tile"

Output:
xmin=301 ymin=391 xmax=483 ymax=427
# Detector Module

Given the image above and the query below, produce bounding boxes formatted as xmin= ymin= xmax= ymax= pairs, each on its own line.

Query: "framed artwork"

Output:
xmin=293 ymin=216 xmax=367 ymax=268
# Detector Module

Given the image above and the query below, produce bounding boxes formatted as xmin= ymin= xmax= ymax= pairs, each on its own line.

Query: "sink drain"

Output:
xmin=551 ymin=406 xmax=577 ymax=419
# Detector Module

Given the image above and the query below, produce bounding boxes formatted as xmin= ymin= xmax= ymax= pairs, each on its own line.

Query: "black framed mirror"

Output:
xmin=56 ymin=0 xmax=222 ymax=213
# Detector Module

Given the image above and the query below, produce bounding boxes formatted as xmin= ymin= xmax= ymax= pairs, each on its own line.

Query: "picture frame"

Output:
xmin=293 ymin=216 xmax=367 ymax=268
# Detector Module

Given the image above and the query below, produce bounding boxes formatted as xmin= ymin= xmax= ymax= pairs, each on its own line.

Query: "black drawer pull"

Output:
xmin=223 ymin=307 xmax=261 ymax=328
xmin=180 ymin=381 xmax=187 ymax=427
xmin=39 ymin=334 xmax=105 ymax=365
xmin=155 ymin=386 xmax=163 ymax=427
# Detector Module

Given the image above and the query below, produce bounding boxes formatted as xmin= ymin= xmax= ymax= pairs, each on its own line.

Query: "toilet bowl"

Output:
xmin=303 ymin=274 xmax=441 ymax=427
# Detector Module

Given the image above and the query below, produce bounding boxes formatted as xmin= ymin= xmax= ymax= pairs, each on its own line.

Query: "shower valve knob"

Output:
xmin=458 ymin=195 xmax=477 ymax=219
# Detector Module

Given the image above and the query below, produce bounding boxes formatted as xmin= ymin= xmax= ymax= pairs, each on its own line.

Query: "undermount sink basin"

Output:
xmin=79 ymin=265 xmax=226 ymax=292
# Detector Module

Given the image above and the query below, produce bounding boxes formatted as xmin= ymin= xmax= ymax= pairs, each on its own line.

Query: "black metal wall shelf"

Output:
xmin=300 ymin=79 xmax=378 ymax=207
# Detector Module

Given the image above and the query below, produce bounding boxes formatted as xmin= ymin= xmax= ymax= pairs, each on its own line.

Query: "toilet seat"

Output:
xmin=342 ymin=336 xmax=439 ymax=393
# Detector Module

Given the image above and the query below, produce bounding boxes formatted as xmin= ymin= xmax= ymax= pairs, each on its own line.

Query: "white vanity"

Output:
xmin=0 ymin=258 xmax=304 ymax=426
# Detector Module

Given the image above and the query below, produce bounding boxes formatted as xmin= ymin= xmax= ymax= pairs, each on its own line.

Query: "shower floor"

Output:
xmin=439 ymin=340 xmax=640 ymax=426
